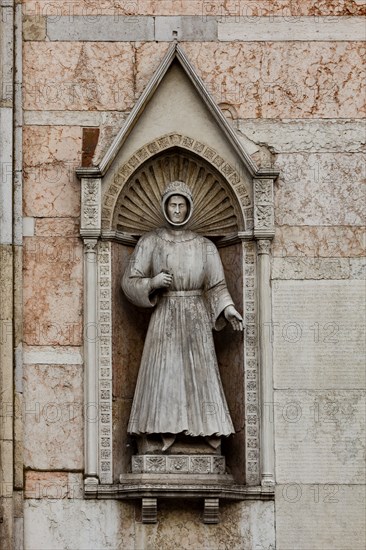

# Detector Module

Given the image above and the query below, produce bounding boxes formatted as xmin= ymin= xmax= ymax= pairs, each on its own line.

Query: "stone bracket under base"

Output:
xmin=142 ymin=498 xmax=157 ymax=523
xmin=203 ymin=498 xmax=219 ymax=524
xmin=140 ymin=496 xmax=220 ymax=524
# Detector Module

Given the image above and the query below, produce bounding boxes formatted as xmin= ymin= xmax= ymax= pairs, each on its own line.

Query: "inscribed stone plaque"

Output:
xmin=274 ymin=389 xmax=365 ymax=484
xmin=273 ymin=281 xmax=365 ymax=389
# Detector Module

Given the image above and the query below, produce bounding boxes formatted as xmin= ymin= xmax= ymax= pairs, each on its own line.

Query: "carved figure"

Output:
xmin=122 ymin=181 xmax=243 ymax=451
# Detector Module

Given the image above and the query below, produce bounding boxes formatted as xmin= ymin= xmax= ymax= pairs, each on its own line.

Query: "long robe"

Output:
xmin=122 ymin=227 xmax=235 ymax=437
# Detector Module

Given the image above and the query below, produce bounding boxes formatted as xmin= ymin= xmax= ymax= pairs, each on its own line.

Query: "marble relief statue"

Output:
xmin=122 ymin=181 xmax=243 ymax=452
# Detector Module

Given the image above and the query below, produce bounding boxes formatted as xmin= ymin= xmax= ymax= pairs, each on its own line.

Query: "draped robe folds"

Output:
xmin=122 ymin=227 xmax=235 ymax=437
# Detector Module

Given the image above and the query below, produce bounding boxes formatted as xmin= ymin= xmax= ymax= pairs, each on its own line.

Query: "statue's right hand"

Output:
xmin=150 ymin=271 xmax=173 ymax=290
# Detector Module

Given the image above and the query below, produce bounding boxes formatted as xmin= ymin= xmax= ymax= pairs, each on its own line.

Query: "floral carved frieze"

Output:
xmin=131 ymin=455 xmax=226 ymax=475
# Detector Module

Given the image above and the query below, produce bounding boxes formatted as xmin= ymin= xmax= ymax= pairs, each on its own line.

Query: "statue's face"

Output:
xmin=166 ymin=195 xmax=188 ymax=224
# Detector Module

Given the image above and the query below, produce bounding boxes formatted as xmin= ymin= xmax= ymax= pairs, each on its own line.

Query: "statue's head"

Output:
xmin=162 ymin=181 xmax=193 ymax=227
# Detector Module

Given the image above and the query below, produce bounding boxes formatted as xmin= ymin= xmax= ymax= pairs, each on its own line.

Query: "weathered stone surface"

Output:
xmin=238 ymin=119 xmax=366 ymax=153
xmin=24 ymin=41 xmax=365 ymax=118
xmin=0 ymin=7 xmax=13 ymax=105
xmin=24 ymin=110 xmax=127 ymax=127
xmin=180 ymin=42 xmax=365 ymax=119
xmin=24 ymin=499 xmax=135 ymax=550
xmin=350 ymin=257 xmax=366 ymax=279
xmin=14 ymin=392 xmax=23 ymax=489
xmin=14 ymin=519 xmax=23 ymax=550
xmin=0 ymin=496 xmax=13 ymax=550
xmin=219 ymin=16 xmax=366 ymax=41
xmin=23 ymin=43 xmax=134 ymax=111
xmin=23 ymin=346 xmax=83 ymax=365
xmin=23 ymin=126 xmax=82 ymax=218
xmin=25 ymin=472 xmax=83 ymax=500
xmin=275 ymin=390 xmax=365 ymax=484
xmin=13 ymin=490 xmax=23 ymax=518
xmin=23 ymin=364 xmax=83 ymax=470
xmin=135 ymin=500 xmax=275 ymax=550
xmin=155 ymin=15 xmax=217 ymax=41
xmin=0 ymin=245 xmax=13 ymax=320
xmin=273 ymin=280 xmax=366 ymax=389
xmin=0 ymin=440 xmax=13 ymax=489
xmin=25 ymin=472 xmax=69 ymax=500
xmin=23 ymin=237 xmax=82 ymax=346
xmin=276 ymin=484 xmax=366 ymax=550
xmin=23 ymin=15 xmax=46 ymax=41
xmin=47 ymin=16 xmax=154 ymax=41
xmin=272 ymin=225 xmax=366 ymax=258
xmin=272 ymin=257 xmax=350 ymax=279
xmin=274 ymin=153 xmax=365 ymax=226
xmin=134 ymin=42 xmax=170 ymax=99
xmin=22 ymin=0 xmax=366 ymax=17
xmin=0 ymin=108 xmax=13 ymax=241
xmin=35 ymin=218 xmax=79 ymax=237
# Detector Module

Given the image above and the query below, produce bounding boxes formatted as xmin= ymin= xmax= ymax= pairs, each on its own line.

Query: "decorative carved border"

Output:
xmin=81 ymin=178 xmax=101 ymax=236
xmin=101 ymin=133 xmax=253 ymax=232
xmin=243 ymin=241 xmax=260 ymax=485
xmin=92 ymin=239 xmax=261 ymax=487
xmin=97 ymin=241 xmax=113 ymax=484
xmin=253 ymin=178 xmax=274 ymax=238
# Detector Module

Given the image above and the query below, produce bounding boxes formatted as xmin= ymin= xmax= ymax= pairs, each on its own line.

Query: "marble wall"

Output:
xmin=0 ymin=1 xmax=364 ymax=548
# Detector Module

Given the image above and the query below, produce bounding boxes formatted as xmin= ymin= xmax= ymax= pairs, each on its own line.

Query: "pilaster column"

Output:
xmin=257 ymin=239 xmax=275 ymax=488
xmin=84 ymin=238 xmax=99 ymax=481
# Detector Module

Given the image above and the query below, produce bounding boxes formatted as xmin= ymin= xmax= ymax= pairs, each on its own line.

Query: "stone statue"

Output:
xmin=122 ymin=181 xmax=243 ymax=452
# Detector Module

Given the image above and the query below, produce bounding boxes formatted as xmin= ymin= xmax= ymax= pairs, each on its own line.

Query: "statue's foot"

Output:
xmin=161 ymin=434 xmax=176 ymax=452
xmin=205 ymin=436 xmax=221 ymax=450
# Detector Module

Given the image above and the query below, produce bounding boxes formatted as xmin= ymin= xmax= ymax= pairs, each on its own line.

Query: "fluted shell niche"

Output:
xmin=112 ymin=150 xmax=245 ymax=239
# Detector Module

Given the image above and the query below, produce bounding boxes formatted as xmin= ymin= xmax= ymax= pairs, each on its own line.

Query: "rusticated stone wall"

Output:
xmin=0 ymin=1 xmax=364 ymax=548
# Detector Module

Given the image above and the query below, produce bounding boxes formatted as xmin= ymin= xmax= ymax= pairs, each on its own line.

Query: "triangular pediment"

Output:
xmin=77 ymin=44 xmax=278 ymax=241
xmin=76 ymin=44 xmax=277 ymax=181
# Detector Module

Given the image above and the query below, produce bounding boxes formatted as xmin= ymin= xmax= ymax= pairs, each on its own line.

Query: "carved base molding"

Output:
xmin=85 ymin=479 xmax=275 ymax=500
xmin=84 ymin=476 xmax=274 ymax=523
xmin=131 ymin=454 xmax=226 ymax=475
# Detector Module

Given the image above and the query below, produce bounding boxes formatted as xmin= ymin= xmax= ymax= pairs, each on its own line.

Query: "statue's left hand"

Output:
xmin=224 ymin=305 xmax=244 ymax=331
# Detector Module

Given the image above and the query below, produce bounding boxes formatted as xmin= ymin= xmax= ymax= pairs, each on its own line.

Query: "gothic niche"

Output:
xmin=110 ymin=148 xmax=248 ymax=518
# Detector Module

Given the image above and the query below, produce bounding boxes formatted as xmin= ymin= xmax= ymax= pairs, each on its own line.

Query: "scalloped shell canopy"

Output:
xmin=113 ymin=149 xmax=244 ymax=237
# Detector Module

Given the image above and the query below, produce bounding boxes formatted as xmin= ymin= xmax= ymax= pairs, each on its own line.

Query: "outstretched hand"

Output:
xmin=224 ymin=305 xmax=244 ymax=331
